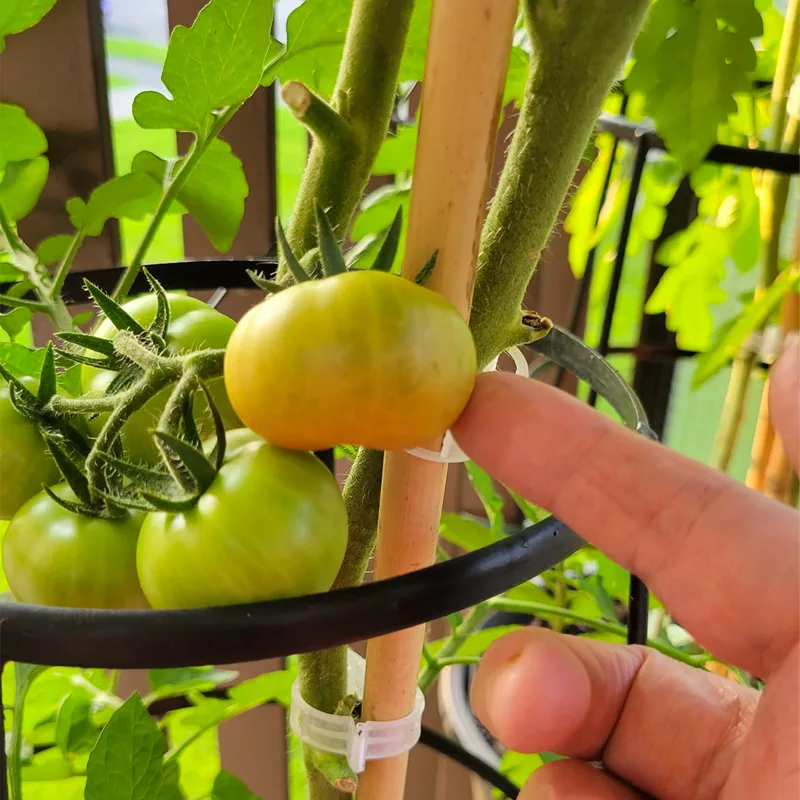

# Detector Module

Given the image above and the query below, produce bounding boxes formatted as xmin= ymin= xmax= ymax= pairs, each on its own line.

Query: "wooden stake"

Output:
xmin=356 ymin=2 xmax=517 ymax=798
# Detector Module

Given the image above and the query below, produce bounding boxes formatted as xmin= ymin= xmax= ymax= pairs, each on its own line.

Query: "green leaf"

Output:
xmin=133 ymin=0 xmax=274 ymax=133
xmin=0 ymin=340 xmax=46 ymax=378
xmin=373 ymin=126 xmax=418 ymax=176
xmin=465 ymin=462 xmax=505 ymax=537
xmin=626 ymin=0 xmax=762 ymax=171
xmin=85 ymin=693 xmax=183 ymax=800
xmin=439 ymin=513 xmax=502 ymax=552
xmin=0 ymin=156 xmax=49 ymax=221
xmin=0 ymin=103 xmax=47 ymax=166
xmin=212 ymin=771 xmax=261 ymax=800
xmin=55 ymin=691 xmax=97 ymax=755
xmin=132 ymin=140 xmax=247 ymax=252
xmin=694 ymin=266 xmax=800 ymax=386
xmin=163 ymin=707 xmax=221 ymax=799
xmin=493 ymin=751 xmax=544 ymax=799
xmin=352 ymin=181 xmax=412 ymax=241
xmin=147 ymin=667 xmax=238 ymax=704
xmin=37 ymin=234 xmax=74 ymax=266
xmin=68 ymin=173 xmax=161 ymax=237
xmin=267 ymin=0 xmax=353 ymax=99
xmin=0 ymin=0 xmax=57 ymax=51
xmin=0 ymin=306 xmax=32 ymax=338
xmin=0 ymin=261 xmax=24 ymax=282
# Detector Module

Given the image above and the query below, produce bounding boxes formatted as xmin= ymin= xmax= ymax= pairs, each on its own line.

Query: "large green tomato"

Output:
xmin=0 ymin=377 xmax=60 ymax=521
xmin=82 ymin=293 xmax=241 ymax=463
xmin=3 ymin=484 xmax=148 ymax=609
xmin=224 ymin=270 xmax=477 ymax=451
xmin=136 ymin=439 xmax=348 ymax=609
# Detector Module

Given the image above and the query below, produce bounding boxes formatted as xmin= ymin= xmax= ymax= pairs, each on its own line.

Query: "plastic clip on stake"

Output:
xmin=289 ymin=680 xmax=426 ymax=774
xmin=405 ymin=345 xmax=529 ymax=463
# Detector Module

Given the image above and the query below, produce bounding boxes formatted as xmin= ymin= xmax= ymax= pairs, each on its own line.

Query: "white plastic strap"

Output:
xmin=289 ymin=680 xmax=425 ymax=774
xmin=405 ymin=345 xmax=529 ymax=463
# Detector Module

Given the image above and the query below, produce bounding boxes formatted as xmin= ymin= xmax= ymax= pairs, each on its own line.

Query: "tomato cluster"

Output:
xmin=1 ymin=267 xmax=476 ymax=612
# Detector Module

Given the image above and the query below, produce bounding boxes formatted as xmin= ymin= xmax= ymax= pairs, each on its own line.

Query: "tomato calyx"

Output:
xmin=247 ymin=204 xmax=438 ymax=297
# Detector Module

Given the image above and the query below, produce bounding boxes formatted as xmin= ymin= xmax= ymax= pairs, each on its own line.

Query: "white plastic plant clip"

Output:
xmin=404 ymin=345 xmax=529 ymax=464
xmin=289 ymin=675 xmax=425 ymax=774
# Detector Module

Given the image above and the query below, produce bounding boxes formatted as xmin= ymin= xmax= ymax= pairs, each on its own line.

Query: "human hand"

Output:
xmin=451 ymin=340 xmax=800 ymax=799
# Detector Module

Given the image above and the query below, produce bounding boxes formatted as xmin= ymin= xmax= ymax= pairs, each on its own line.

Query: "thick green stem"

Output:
xmin=280 ymin=0 xmax=416 ymax=273
xmin=487 ymin=598 xmax=710 ymax=667
xmin=470 ymin=0 xmax=651 ymax=367
xmin=418 ymin=603 xmax=491 ymax=692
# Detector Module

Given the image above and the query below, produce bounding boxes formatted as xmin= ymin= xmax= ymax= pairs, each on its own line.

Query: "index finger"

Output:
xmin=451 ymin=371 xmax=800 ymax=678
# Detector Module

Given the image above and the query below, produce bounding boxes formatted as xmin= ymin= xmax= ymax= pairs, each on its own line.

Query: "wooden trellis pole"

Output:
xmin=356 ymin=2 xmax=518 ymax=798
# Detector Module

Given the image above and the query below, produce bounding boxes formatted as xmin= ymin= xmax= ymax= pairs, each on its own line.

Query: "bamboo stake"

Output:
xmin=356 ymin=2 xmax=517 ymax=798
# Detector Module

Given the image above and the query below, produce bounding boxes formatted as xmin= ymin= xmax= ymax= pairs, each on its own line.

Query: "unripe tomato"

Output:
xmin=3 ymin=484 xmax=147 ymax=609
xmin=136 ymin=439 xmax=348 ymax=609
xmin=223 ymin=271 xmax=477 ymax=451
xmin=0 ymin=377 xmax=60 ymax=520
xmin=82 ymin=293 xmax=241 ymax=463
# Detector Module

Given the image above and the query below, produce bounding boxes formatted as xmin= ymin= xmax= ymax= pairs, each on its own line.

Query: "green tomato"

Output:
xmin=136 ymin=440 xmax=348 ymax=609
xmin=0 ymin=377 xmax=60 ymax=521
xmin=82 ymin=293 xmax=241 ymax=463
xmin=3 ymin=484 xmax=148 ymax=609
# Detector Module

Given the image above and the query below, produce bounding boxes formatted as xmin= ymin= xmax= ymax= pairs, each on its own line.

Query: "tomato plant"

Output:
xmin=136 ymin=438 xmax=348 ymax=609
xmin=82 ymin=292 xmax=241 ymax=463
xmin=2 ymin=483 xmax=147 ymax=609
xmin=0 ymin=377 xmax=60 ymax=521
xmin=224 ymin=269 xmax=477 ymax=451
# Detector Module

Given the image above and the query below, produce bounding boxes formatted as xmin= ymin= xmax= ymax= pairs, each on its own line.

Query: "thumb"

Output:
xmin=769 ymin=335 xmax=800 ymax=475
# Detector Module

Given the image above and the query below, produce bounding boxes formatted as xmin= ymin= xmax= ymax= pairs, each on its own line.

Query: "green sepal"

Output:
xmin=45 ymin=440 xmax=91 ymax=505
xmin=97 ymin=487 xmax=157 ymax=513
xmin=55 ymin=331 xmax=117 ymax=357
xmin=198 ymin=381 xmax=226 ymax=472
xmin=83 ymin=280 xmax=146 ymax=335
xmin=414 ymin=250 xmax=438 ymax=286
xmin=42 ymin=485 xmax=104 ymax=518
xmin=275 ymin=217 xmax=311 ymax=283
xmin=314 ymin=203 xmax=347 ymax=277
xmin=143 ymin=269 xmax=171 ymax=343
xmin=371 ymin=207 xmax=403 ymax=272
xmin=97 ymin=452 xmax=176 ymax=497
xmin=180 ymin=395 xmax=202 ymax=450
xmin=52 ymin=347 xmax=119 ymax=371
xmin=105 ymin=367 xmax=141 ymax=397
xmin=38 ymin=419 xmax=91 ymax=458
xmin=36 ymin=344 xmax=58 ymax=404
xmin=137 ymin=488 xmax=200 ymax=514
xmin=153 ymin=430 xmax=216 ymax=495
xmin=247 ymin=269 xmax=284 ymax=294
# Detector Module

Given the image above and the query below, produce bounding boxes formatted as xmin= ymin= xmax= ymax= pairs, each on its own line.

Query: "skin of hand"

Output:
xmin=450 ymin=339 xmax=800 ymax=800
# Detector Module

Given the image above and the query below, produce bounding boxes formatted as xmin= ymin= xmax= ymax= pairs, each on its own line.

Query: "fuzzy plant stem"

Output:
xmin=278 ymin=0 xmax=416 ymax=276
xmin=298 ymin=1 xmax=651 ymax=795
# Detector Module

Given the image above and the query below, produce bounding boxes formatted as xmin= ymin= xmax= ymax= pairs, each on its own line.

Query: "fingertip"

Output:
xmin=469 ymin=628 xmax=593 ymax=755
xmin=520 ymin=759 xmax=640 ymax=800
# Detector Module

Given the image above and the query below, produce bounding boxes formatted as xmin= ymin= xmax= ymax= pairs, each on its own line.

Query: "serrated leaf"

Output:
xmin=0 ymin=340 xmax=46 ymax=379
xmin=626 ymin=0 xmax=762 ymax=171
xmin=439 ymin=513 xmax=502 ymax=552
xmin=37 ymin=234 xmax=74 ymax=266
xmin=68 ymin=173 xmax=161 ymax=237
xmin=132 ymin=140 xmax=247 ymax=252
xmin=133 ymin=0 xmax=274 ymax=134
xmin=85 ymin=693 xmax=183 ymax=800
xmin=212 ymin=771 xmax=260 ymax=800
xmin=147 ymin=667 xmax=238 ymax=704
xmin=0 ymin=306 xmax=32 ymax=337
xmin=55 ymin=691 xmax=97 ymax=755
xmin=694 ymin=266 xmax=800 ymax=386
xmin=0 ymin=103 xmax=47 ymax=166
xmin=266 ymin=0 xmax=353 ymax=98
xmin=0 ymin=156 xmax=49 ymax=221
